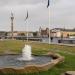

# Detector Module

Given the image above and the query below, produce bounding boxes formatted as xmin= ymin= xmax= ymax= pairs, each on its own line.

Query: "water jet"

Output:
xmin=17 ymin=45 xmax=33 ymax=61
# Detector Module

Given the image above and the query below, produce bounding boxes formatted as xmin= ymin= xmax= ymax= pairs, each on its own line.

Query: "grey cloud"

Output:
xmin=50 ymin=0 xmax=75 ymax=29
xmin=0 ymin=0 xmax=49 ymax=31
xmin=2 ymin=0 xmax=75 ymax=31
xmin=0 ymin=0 xmax=43 ymax=6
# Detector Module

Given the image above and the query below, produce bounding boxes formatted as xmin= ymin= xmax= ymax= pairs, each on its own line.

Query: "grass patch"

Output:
xmin=0 ymin=40 xmax=75 ymax=75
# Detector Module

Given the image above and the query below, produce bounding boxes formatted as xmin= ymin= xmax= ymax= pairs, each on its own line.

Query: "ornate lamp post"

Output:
xmin=11 ymin=12 xmax=14 ymax=39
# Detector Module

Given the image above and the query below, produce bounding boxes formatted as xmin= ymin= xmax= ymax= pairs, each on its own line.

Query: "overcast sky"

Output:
xmin=0 ymin=0 xmax=75 ymax=31
xmin=51 ymin=0 xmax=75 ymax=29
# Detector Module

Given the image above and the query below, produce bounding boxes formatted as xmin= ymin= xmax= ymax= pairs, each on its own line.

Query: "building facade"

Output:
xmin=51 ymin=28 xmax=75 ymax=38
xmin=39 ymin=27 xmax=49 ymax=37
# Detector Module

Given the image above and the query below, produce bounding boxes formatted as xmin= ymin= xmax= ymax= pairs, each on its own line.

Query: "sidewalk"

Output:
xmin=50 ymin=43 xmax=75 ymax=47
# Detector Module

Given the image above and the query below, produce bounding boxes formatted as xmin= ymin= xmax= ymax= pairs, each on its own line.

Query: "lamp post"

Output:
xmin=11 ymin=12 xmax=14 ymax=39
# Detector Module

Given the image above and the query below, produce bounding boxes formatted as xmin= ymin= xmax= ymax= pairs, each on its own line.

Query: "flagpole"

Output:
xmin=47 ymin=0 xmax=50 ymax=44
xmin=25 ymin=10 xmax=28 ymax=42
xmin=27 ymin=10 xmax=28 ymax=42
xmin=25 ymin=17 xmax=28 ymax=42
xmin=49 ymin=6 xmax=50 ymax=44
xmin=26 ymin=20 xmax=28 ymax=42
xmin=25 ymin=20 xmax=28 ymax=42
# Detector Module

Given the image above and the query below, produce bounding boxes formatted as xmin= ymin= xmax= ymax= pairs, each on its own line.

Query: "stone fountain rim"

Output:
xmin=0 ymin=52 xmax=64 ymax=73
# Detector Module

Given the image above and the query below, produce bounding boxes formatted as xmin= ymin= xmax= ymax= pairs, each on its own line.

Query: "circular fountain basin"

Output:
xmin=0 ymin=53 xmax=64 ymax=74
xmin=0 ymin=54 xmax=52 ymax=68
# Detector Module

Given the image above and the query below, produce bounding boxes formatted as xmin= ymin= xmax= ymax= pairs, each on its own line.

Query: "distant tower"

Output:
xmin=11 ymin=12 xmax=14 ymax=39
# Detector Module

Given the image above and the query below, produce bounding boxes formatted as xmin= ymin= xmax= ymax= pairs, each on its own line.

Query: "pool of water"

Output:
xmin=0 ymin=55 xmax=52 ymax=68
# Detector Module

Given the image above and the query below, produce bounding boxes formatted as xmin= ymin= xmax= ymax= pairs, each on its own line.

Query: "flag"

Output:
xmin=25 ymin=10 xmax=28 ymax=21
xmin=47 ymin=0 xmax=50 ymax=8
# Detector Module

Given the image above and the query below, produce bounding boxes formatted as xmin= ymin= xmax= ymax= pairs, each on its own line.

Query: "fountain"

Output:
xmin=0 ymin=44 xmax=64 ymax=74
xmin=18 ymin=45 xmax=33 ymax=61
